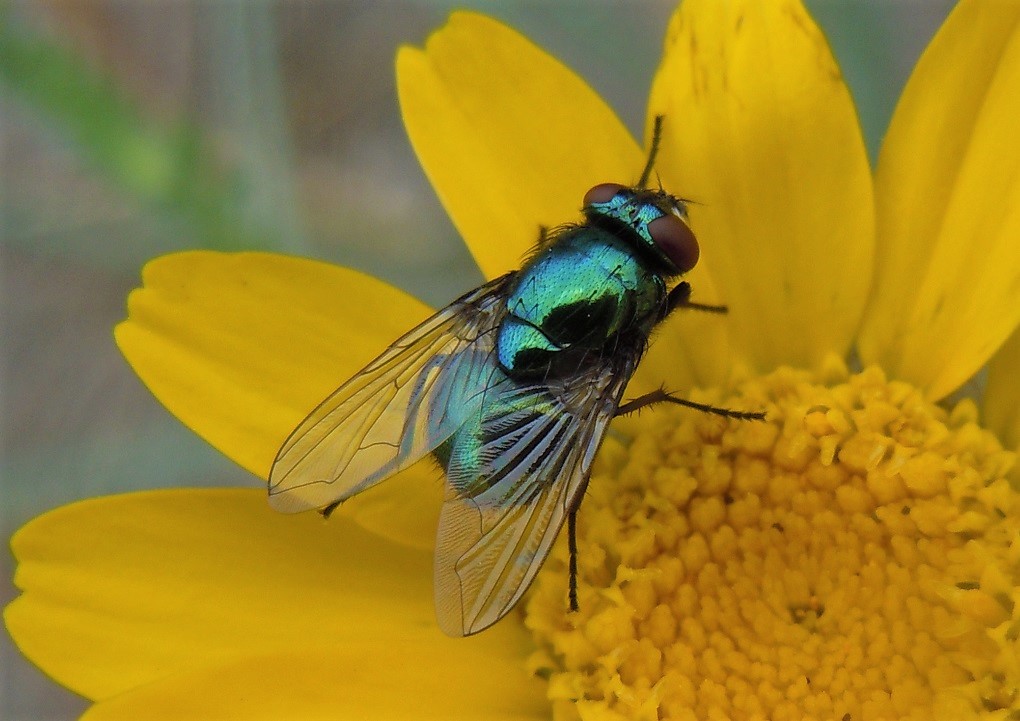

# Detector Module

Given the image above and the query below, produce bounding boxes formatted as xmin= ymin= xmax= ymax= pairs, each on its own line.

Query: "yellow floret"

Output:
xmin=525 ymin=364 xmax=1018 ymax=720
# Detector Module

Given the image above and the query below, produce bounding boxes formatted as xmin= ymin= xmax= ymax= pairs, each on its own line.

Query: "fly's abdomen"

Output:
xmin=497 ymin=227 xmax=665 ymax=380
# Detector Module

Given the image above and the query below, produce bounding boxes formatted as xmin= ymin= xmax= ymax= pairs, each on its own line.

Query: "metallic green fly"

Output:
xmin=268 ymin=118 xmax=764 ymax=636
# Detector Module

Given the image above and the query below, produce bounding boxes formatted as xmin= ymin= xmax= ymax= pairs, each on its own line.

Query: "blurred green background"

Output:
xmin=1 ymin=1 xmax=953 ymax=718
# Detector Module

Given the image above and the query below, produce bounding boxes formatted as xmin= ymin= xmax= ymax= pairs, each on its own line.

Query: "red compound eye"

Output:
xmin=649 ymin=214 xmax=699 ymax=273
xmin=583 ymin=182 xmax=625 ymax=206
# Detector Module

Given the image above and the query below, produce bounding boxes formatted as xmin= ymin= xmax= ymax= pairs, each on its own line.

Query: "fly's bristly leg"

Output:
xmin=663 ymin=281 xmax=691 ymax=316
xmin=616 ymin=388 xmax=766 ymax=421
xmin=568 ymin=509 xmax=579 ymax=612
xmin=681 ymin=300 xmax=729 ymax=313
xmin=320 ymin=501 xmax=342 ymax=519
xmin=665 ymin=282 xmax=728 ymax=316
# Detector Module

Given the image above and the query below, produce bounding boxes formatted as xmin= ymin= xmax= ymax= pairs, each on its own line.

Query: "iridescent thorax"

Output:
xmin=497 ymin=185 xmax=698 ymax=381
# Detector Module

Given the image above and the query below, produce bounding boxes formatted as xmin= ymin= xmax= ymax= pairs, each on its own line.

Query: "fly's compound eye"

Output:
xmin=648 ymin=214 xmax=699 ymax=274
xmin=583 ymin=182 xmax=626 ymax=206
xmin=583 ymin=182 xmax=699 ymax=275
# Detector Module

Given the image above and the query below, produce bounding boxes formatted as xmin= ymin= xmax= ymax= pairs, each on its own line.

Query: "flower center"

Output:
xmin=523 ymin=359 xmax=1018 ymax=721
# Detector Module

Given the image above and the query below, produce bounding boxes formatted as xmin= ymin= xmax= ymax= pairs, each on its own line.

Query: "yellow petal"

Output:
xmin=115 ymin=251 xmax=442 ymax=548
xmin=647 ymin=0 xmax=874 ymax=377
xmin=80 ymin=647 xmax=546 ymax=721
xmin=5 ymin=490 xmax=531 ymax=701
xmin=398 ymin=11 xmax=643 ymax=280
xmin=116 ymin=251 xmax=427 ymax=477
xmin=858 ymin=0 xmax=1020 ymax=398
xmin=985 ymin=326 xmax=1020 ymax=453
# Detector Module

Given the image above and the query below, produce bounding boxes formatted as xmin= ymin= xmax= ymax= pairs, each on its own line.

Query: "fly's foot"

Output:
xmin=616 ymin=388 xmax=766 ymax=421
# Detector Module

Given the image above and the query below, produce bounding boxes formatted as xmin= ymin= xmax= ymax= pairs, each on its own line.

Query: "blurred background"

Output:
xmin=1 ymin=1 xmax=954 ymax=718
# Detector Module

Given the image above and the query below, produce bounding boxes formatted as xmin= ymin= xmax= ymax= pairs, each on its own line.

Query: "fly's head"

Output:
xmin=582 ymin=183 xmax=698 ymax=277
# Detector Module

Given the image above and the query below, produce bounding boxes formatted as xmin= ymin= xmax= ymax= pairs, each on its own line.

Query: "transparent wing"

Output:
xmin=433 ymin=347 xmax=641 ymax=636
xmin=268 ymin=274 xmax=514 ymax=514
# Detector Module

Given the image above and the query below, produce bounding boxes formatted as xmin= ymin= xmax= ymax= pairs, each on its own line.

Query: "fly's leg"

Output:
xmin=568 ymin=509 xmax=579 ymax=612
xmin=617 ymin=388 xmax=766 ymax=421
xmin=320 ymin=500 xmax=342 ymax=518
xmin=680 ymin=299 xmax=728 ymax=313
xmin=664 ymin=281 xmax=728 ymax=317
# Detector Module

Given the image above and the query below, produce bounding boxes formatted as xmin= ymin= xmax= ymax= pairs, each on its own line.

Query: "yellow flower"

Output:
xmin=7 ymin=1 xmax=1020 ymax=720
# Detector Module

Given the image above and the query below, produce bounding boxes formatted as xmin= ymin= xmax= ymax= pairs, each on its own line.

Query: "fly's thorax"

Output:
xmin=497 ymin=226 xmax=667 ymax=380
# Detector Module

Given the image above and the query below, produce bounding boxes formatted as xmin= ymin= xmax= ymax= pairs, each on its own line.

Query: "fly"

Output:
xmin=268 ymin=117 xmax=764 ymax=636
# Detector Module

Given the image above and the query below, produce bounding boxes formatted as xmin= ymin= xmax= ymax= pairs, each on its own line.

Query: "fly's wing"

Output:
xmin=268 ymin=274 xmax=514 ymax=514
xmin=433 ymin=346 xmax=641 ymax=636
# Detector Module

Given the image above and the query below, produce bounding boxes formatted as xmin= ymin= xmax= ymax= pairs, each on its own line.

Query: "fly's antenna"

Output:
xmin=637 ymin=115 xmax=665 ymax=188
